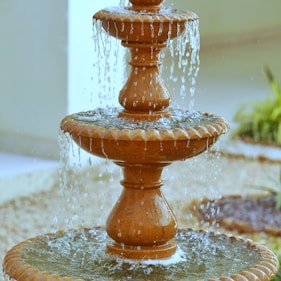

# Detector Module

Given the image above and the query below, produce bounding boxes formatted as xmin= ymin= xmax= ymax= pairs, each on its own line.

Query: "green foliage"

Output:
xmin=233 ymin=67 xmax=281 ymax=145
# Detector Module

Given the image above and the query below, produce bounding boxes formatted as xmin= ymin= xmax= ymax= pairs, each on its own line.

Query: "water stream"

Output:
xmin=92 ymin=6 xmax=200 ymax=111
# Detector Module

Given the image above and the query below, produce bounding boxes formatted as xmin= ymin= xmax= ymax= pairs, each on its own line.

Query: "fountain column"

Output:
xmin=118 ymin=43 xmax=171 ymax=120
xmin=92 ymin=0 xmax=198 ymax=259
xmin=106 ymin=162 xmax=177 ymax=259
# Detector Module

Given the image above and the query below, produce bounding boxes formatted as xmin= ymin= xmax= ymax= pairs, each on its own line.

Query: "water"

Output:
xmin=166 ymin=19 xmax=200 ymax=111
xmin=92 ymin=18 xmax=125 ymax=108
xmin=72 ymin=107 xmax=222 ymax=131
xmin=56 ymin=129 xmax=120 ymax=232
xmin=20 ymin=228 xmax=261 ymax=281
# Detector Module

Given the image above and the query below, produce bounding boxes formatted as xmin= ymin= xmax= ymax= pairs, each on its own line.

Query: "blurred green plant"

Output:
xmin=233 ymin=67 xmax=281 ymax=146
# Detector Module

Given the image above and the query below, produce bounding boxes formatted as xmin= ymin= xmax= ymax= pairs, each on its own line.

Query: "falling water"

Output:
xmin=92 ymin=19 xmax=126 ymax=108
xmin=55 ymin=130 xmax=86 ymax=231
xmin=119 ymin=0 xmax=128 ymax=9
xmin=166 ymin=19 xmax=200 ymax=112
xmin=92 ymin=6 xmax=200 ymax=112
xmin=55 ymin=130 xmax=121 ymax=232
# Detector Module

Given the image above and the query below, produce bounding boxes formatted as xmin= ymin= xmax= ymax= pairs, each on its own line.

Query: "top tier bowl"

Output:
xmin=94 ymin=8 xmax=198 ymax=44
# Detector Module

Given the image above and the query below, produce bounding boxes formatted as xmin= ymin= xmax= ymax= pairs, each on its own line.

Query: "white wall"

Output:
xmin=68 ymin=0 xmax=125 ymax=114
xmin=167 ymin=0 xmax=281 ymax=39
xmin=0 ymin=0 xmax=124 ymax=160
xmin=0 ymin=1 xmax=68 ymax=159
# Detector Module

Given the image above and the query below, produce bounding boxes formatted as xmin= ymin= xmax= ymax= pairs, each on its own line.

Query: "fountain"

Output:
xmin=2 ymin=0 xmax=279 ymax=280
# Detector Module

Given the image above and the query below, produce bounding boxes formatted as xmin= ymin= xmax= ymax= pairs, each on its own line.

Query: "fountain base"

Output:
xmin=106 ymin=239 xmax=177 ymax=260
xmin=118 ymin=109 xmax=171 ymax=121
xmin=3 ymin=228 xmax=279 ymax=281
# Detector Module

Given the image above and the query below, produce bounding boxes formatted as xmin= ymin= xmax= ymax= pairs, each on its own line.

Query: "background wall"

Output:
xmin=67 ymin=0 xmax=125 ymax=114
xmin=0 ymin=1 xmax=68 ymax=159
xmin=167 ymin=0 xmax=281 ymax=39
xmin=1 ymin=0 xmax=280 ymax=159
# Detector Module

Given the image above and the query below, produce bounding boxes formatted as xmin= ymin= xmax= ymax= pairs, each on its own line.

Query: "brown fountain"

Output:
xmin=3 ymin=0 xmax=279 ymax=280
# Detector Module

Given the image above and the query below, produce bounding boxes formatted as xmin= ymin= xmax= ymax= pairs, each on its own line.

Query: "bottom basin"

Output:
xmin=3 ymin=228 xmax=279 ymax=281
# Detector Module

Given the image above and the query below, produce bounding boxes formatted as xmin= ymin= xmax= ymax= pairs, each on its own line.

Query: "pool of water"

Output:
xmin=18 ymin=228 xmax=261 ymax=281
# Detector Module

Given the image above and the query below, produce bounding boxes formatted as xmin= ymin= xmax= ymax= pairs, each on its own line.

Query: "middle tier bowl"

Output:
xmin=60 ymin=108 xmax=228 ymax=163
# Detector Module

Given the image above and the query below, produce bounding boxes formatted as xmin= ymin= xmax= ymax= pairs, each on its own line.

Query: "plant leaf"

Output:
xmin=270 ymin=106 xmax=281 ymax=121
xmin=232 ymin=66 xmax=281 ymax=145
xmin=265 ymin=66 xmax=281 ymax=105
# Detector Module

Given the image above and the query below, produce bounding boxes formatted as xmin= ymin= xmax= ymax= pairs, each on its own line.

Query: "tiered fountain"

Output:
xmin=3 ymin=0 xmax=279 ymax=280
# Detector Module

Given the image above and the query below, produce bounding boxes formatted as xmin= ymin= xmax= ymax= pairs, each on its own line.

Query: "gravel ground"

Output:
xmin=1 ymin=152 xmax=280 ymax=280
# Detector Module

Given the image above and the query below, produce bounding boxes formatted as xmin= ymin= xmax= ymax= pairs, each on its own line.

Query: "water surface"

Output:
xmin=72 ymin=108 xmax=222 ymax=131
xmin=21 ymin=228 xmax=261 ymax=281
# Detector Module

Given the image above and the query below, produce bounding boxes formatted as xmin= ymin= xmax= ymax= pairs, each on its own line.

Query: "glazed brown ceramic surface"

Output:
xmin=60 ymin=112 xmax=228 ymax=163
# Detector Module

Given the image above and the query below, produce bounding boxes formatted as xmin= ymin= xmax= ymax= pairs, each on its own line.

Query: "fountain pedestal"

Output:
xmin=106 ymin=162 xmax=177 ymax=259
xmin=118 ymin=43 xmax=171 ymax=120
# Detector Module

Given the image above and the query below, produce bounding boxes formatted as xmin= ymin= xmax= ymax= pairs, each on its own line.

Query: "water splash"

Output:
xmin=72 ymin=107 xmax=219 ymax=130
xmin=21 ymin=228 xmax=261 ymax=281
